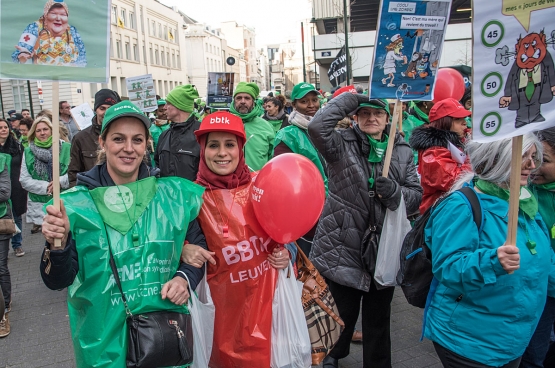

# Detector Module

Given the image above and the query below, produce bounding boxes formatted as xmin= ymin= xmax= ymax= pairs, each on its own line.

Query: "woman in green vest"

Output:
xmin=274 ymin=82 xmax=325 ymax=257
xmin=39 ymin=101 xmax=207 ymax=368
xmin=20 ymin=116 xmax=71 ymax=234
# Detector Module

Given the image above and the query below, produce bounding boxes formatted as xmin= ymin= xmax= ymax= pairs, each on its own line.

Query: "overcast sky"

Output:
xmin=160 ymin=0 xmax=313 ymax=47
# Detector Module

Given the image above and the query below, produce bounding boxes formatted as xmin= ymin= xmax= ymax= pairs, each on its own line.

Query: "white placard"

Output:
xmin=126 ymin=74 xmax=157 ymax=112
xmin=70 ymin=103 xmax=94 ymax=130
xmin=472 ymin=1 xmax=555 ymax=142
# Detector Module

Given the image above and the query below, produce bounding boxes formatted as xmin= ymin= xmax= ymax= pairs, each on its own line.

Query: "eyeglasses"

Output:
xmin=46 ymin=12 xmax=68 ymax=21
xmin=522 ymin=153 xmax=541 ymax=168
xmin=358 ymin=110 xmax=387 ymax=118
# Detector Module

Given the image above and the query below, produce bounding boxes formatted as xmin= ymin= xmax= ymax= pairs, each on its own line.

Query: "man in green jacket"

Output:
xmin=230 ymin=82 xmax=275 ymax=171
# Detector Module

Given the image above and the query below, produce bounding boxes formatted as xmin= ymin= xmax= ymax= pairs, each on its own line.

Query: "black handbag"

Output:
xmin=108 ymin=248 xmax=194 ymax=368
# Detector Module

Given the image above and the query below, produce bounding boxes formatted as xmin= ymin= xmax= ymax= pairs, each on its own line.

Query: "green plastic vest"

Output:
xmin=55 ymin=177 xmax=204 ymax=368
xmin=0 ymin=154 xmax=11 ymax=218
xmin=274 ymin=125 xmax=328 ymax=194
xmin=401 ymin=112 xmax=426 ymax=164
xmin=25 ymin=142 xmax=71 ymax=203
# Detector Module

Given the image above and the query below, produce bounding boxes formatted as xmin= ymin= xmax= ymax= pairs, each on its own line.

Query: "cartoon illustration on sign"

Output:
xmin=497 ymin=30 xmax=555 ymax=128
xmin=403 ymin=52 xmax=421 ymax=78
xmin=369 ymin=0 xmax=452 ymax=100
xmin=12 ymin=0 xmax=87 ymax=67
xmin=382 ymin=34 xmax=408 ymax=87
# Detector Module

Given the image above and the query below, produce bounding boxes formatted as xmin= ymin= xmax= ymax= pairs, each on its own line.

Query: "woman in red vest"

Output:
xmin=182 ymin=111 xmax=291 ymax=367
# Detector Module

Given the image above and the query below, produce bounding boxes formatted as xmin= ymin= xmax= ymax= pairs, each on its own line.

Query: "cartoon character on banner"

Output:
xmin=403 ymin=52 xmax=422 ymax=79
xmin=396 ymin=83 xmax=411 ymax=99
xmin=12 ymin=0 xmax=87 ymax=67
xmin=416 ymin=53 xmax=432 ymax=79
xmin=382 ymin=34 xmax=408 ymax=87
xmin=497 ymin=30 xmax=555 ymax=128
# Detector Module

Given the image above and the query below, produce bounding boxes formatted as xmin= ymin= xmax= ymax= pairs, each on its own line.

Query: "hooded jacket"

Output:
xmin=307 ymin=93 xmax=422 ymax=292
xmin=409 ymin=126 xmax=472 ymax=214
xmin=40 ymin=163 xmax=208 ymax=292
xmin=68 ymin=117 xmax=101 ymax=187
xmin=154 ymin=115 xmax=201 ymax=181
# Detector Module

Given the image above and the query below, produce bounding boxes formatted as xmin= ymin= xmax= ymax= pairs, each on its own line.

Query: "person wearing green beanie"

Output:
xmin=154 ymin=84 xmax=202 ymax=180
xmin=230 ymin=82 xmax=275 ymax=171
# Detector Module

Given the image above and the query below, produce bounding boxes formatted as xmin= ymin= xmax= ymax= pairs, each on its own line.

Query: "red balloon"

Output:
xmin=251 ymin=153 xmax=326 ymax=244
xmin=433 ymin=68 xmax=466 ymax=103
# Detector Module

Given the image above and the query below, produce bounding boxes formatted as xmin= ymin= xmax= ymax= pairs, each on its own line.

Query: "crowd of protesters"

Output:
xmin=0 ymin=80 xmax=552 ymax=368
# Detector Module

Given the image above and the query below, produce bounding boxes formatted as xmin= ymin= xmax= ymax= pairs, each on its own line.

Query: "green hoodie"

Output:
xmin=230 ymin=103 xmax=275 ymax=171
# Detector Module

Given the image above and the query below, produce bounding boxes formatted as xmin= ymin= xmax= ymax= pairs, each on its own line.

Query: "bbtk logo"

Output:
xmin=210 ymin=116 xmax=230 ymax=124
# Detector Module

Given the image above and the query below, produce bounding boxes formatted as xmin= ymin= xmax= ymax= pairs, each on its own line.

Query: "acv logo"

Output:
xmin=103 ymin=186 xmax=134 ymax=213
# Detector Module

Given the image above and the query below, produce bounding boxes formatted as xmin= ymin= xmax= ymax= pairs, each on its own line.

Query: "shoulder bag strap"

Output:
xmin=457 ymin=187 xmax=483 ymax=232
xmin=107 ymin=239 xmax=133 ymax=317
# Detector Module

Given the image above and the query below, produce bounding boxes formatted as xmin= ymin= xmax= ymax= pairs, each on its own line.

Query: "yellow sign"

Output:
xmin=502 ymin=0 xmax=555 ymax=31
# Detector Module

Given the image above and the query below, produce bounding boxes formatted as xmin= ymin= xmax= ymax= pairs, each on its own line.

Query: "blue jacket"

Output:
xmin=423 ymin=189 xmax=555 ymax=366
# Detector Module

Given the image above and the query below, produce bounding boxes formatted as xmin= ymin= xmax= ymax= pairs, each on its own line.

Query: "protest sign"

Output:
xmin=70 ymin=103 xmax=94 ymax=130
xmin=328 ymin=46 xmax=348 ymax=88
xmin=369 ymin=0 xmax=453 ymax=100
xmin=0 ymin=0 xmax=110 ymax=83
xmin=207 ymin=72 xmax=234 ymax=109
xmin=472 ymin=1 xmax=555 ymax=142
xmin=126 ymin=74 xmax=157 ymax=112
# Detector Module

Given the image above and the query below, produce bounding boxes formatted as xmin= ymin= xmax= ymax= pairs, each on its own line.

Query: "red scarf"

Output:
xmin=196 ymin=134 xmax=252 ymax=189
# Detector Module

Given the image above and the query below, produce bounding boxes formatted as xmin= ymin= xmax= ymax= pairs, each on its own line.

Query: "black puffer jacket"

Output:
xmin=307 ymin=93 xmax=422 ymax=292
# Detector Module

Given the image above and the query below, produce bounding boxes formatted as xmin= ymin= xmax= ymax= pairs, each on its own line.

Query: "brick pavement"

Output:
xmin=0 ymin=225 xmax=441 ymax=368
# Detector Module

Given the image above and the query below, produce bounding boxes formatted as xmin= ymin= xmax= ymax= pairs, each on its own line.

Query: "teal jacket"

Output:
xmin=424 ymin=189 xmax=555 ymax=366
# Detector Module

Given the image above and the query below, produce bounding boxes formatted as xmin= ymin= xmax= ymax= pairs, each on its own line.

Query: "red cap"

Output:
xmin=194 ymin=111 xmax=246 ymax=141
xmin=333 ymin=85 xmax=357 ymax=98
xmin=428 ymin=98 xmax=471 ymax=122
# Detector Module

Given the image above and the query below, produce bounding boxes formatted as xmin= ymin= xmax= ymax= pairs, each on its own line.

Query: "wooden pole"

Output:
xmin=398 ymin=102 xmax=403 ymax=133
xmin=506 ymin=135 xmax=523 ymax=247
xmin=51 ymin=81 xmax=61 ymax=248
xmin=382 ymin=100 xmax=401 ymax=178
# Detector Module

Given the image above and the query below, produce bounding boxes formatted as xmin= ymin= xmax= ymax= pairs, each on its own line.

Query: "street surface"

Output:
xmin=0 ymin=225 xmax=441 ymax=368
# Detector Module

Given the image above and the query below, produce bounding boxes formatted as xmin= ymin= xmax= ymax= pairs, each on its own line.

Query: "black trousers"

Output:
xmin=0 ymin=239 xmax=10 ymax=311
xmin=434 ymin=342 xmax=522 ymax=368
xmin=328 ymin=278 xmax=395 ymax=368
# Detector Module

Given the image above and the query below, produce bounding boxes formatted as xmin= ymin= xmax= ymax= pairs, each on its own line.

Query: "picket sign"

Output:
xmin=505 ymin=136 xmax=523 ymax=273
xmin=51 ymin=81 xmax=62 ymax=248
xmin=382 ymin=100 xmax=402 ymax=178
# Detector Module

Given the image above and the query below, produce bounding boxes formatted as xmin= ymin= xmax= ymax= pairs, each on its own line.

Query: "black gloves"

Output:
xmin=375 ymin=177 xmax=397 ymax=198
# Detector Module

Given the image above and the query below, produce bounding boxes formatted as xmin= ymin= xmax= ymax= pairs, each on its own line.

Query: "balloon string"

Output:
xmin=207 ymin=182 xmax=239 ymax=238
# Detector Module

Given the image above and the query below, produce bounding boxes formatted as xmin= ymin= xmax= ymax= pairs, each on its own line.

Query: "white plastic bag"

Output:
xmin=374 ymin=194 xmax=412 ymax=287
xmin=270 ymin=265 xmax=312 ymax=368
xmin=185 ymin=269 xmax=215 ymax=368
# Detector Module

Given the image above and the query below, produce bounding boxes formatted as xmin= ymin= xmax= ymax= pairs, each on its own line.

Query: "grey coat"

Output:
xmin=307 ymin=93 xmax=422 ymax=292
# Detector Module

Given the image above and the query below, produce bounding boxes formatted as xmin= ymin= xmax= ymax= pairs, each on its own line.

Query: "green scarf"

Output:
xmin=367 ymin=134 xmax=388 ymax=163
xmin=411 ymin=103 xmax=430 ymax=123
xmin=536 ymin=182 xmax=555 ymax=191
xmin=89 ymin=177 xmax=158 ymax=235
xmin=20 ymin=135 xmax=28 ymax=148
xmin=34 ymin=136 xmax=52 ymax=148
xmin=475 ymin=179 xmax=538 ymax=219
xmin=229 ymin=103 xmax=264 ymax=123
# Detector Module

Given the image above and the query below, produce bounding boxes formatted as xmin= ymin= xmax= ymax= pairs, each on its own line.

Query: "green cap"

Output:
xmin=291 ymin=83 xmax=317 ymax=101
xmin=355 ymin=99 xmax=390 ymax=115
xmin=101 ymin=101 xmax=151 ymax=134
xmin=157 ymin=99 xmax=166 ymax=106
